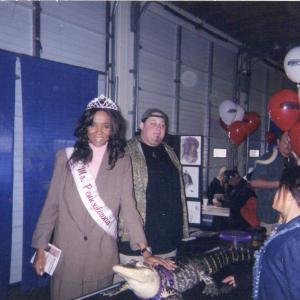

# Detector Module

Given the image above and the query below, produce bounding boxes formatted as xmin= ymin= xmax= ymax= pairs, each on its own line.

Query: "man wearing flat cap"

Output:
xmin=118 ymin=108 xmax=189 ymax=264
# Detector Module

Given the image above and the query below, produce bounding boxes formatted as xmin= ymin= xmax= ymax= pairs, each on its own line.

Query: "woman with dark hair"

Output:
xmin=253 ymin=165 xmax=300 ymax=300
xmin=70 ymin=106 xmax=126 ymax=168
xmin=32 ymin=95 xmax=174 ymax=300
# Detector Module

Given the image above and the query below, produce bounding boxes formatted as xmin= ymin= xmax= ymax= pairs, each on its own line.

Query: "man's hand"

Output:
xmin=33 ymin=249 xmax=46 ymax=276
xmin=222 ymin=275 xmax=236 ymax=287
xmin=143 ymin=254 xmax=176 ymax=271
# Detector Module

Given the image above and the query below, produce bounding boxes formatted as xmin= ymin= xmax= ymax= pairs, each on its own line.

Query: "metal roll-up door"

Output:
xmin=248 ymin=62 xmax=268 ymax=167
xmin=138 ymin=10 xmax=177 ymax=133
xmin=209 ymin=43 xmax=238 ymax=182
xmin=40 ymin=1 xmax=107 ymax=72
xmin=179 ymin=28 xmax=210 ymax=135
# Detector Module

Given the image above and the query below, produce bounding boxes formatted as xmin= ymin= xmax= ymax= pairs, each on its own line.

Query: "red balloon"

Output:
xmin=228 ymin=121 xmax=248 ymax=146
xmin=290 ymin=122 xmax=300 ymax=157
xmin=268 ymin=89 xmax=300 ymax=131
xmin=265 ymin=131 xmax=276 ymax=144
xmin=219 ymin=118 xmax=228 ymax=131
xmin=243 ymin=112 xmax=261 ymax=134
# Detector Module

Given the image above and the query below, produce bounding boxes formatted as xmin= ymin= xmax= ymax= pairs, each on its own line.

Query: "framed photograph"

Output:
xmin=180 ymin=136 xmax=201 ymax=165
xmin=182 ymin=166 xmax=199 ymax=198
xmin=187 ymin=200 xmax=201 ymax=224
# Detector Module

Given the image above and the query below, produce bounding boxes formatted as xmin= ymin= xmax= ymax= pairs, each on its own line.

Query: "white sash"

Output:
xmin=65 ymin=147 xmax=117 ymax=239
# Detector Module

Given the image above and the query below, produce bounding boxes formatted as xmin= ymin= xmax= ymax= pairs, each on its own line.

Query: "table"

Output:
xmin=202 ymin=205 xmax=230 ymax=217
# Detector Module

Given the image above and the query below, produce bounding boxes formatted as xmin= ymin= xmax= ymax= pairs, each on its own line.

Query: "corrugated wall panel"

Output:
xmin=213 ymin=44 xmax=236 ymax=81
xmin=139 ymin=51 xmax=176 ymax=96
xmin=180 ymin=65 xmax=209 ymax=102
xmin=0 ymin=2 xmax=33 ymax=55
xmin=211 ymin=76 xmax=234 ymax=105
xmin=179 ymin=101 xmax=206 ymax=134
xmin=140 ymin=11 xmax=177 ymax=60
xmin=41 ymin=1 xmax=106 ymax=34
xmin=248 ymin=62 xmax=268 ymax=169
xmin=181 ymin=28 xmax=210 ymax=72
xmin=179 ymin=28 xmax=210 ymax=139
xmin=249 ymin=89 xmax=266 ymax=116
xmin=40 ymin=4 xmax=106 ymax=71
xmin=138 ymin=9 xmax=177 ymax=132
xmin=209 ymin=44 xmax=237 ymax=183
xmin=267 ymin=70 xmax=284 ymax=94
xmin=210 ymin=106 xmax=229 ymax=139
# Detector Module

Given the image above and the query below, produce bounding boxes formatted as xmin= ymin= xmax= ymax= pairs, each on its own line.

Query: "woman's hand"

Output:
xmin=33 ymin=249 xmax=46 ymax=276
xmin=143 ymin=252 xmax=176 ymax=270
xmin=222 ymin=275 xmax=236 ymax=287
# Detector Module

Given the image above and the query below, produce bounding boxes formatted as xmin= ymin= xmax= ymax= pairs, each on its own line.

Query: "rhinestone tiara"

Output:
xmin=86 ymin=95 xmax=119 ymax=111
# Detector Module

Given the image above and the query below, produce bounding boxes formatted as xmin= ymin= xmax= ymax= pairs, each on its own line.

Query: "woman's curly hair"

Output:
xmin=69 ymin=108 xmax=126 ymax=169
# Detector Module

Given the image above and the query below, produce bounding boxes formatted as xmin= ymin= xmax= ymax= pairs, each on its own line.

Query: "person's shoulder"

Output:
xmin=115 ymin=152 xmax=131 ymax=167
xmin=283 ymin=226 xmax=300 ymax=248
xmin=254 ymin=147 xmax=278 ymax=166
xmin=56 ymin=148 xmax=69 ymax=159
xmin=126 ymin=137 xmax=140 ymax=151
xmin=259 ymin=151 xmax=274 ymax=160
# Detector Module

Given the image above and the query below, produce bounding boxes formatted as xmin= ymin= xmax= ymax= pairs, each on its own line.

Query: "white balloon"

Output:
xmin=233 ymin=104 xmax=245 ymax=121
xmin=218 ymin=100 xmax=237 ymax=125
xmin=284 ymin=46 xmax=300 ymax=83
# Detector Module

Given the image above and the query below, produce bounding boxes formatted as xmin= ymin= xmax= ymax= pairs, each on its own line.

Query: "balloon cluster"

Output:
xmin=218 ymin=100 xmax=261 ymax=145
xmin=268 ymin=89 xmax=300 ymax=156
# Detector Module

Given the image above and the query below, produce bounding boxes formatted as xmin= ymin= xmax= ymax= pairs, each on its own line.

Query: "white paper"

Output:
xmin=187 ymin=201 xmax=201 ymax=224
xmin=31 ymin=243 xmax=61 ymax=276
xmin=182 ymin=166 xmax=199 ymax=198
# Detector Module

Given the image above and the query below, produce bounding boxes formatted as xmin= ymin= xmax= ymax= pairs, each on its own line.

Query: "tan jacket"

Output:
xmin=32 ymin=149 xmax=146 ymax=281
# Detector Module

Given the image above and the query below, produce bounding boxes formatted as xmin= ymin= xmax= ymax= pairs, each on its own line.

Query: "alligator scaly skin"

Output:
xmin=159 ymin=247 xmax=253 ymax=297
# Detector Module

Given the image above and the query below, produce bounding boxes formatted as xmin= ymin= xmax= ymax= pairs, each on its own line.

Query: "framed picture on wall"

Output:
xmin=180 ymin=135 xmax=201 ymax=165
xmin=187 ymin=200 xmax=201 ymax=224
xmin=182 ymin=166 xmax=199 ymax=198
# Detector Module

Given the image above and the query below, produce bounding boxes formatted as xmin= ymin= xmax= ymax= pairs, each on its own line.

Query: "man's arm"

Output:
xmin=250 ymin=178 xmax=279 ymax=189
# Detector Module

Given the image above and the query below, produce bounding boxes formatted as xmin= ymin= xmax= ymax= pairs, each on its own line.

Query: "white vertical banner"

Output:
xmin=10 ymin=56 xmax=24 ymax=283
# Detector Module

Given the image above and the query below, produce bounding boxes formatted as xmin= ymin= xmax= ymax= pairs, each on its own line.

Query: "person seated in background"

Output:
xmin=207 ymin=166 xmax=227 ymax=204
xmin=224 ymin=169 xmax=258 ymax=230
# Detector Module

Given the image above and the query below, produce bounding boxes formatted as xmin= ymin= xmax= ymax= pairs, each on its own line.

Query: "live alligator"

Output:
xmin=108 ymin=246 xmax=253 ymax=299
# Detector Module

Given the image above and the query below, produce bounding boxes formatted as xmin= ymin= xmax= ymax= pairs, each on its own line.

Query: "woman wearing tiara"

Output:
xmin=32 ymin=95 xmax=175 ymax=300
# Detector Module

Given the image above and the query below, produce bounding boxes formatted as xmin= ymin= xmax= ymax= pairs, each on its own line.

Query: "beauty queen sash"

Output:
xmin=65 ymin=148 xmax=117 ymax=239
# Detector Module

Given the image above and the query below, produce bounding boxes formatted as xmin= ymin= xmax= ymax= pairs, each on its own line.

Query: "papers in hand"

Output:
xmin=31 ymin=243 xmax=61 ymax=276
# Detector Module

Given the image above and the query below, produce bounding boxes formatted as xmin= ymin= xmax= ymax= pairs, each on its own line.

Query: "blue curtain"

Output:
xmin=21 ymin=55 xmax=98 ymax=290
xmin=0 ymin=50 xmax=16 ymax=299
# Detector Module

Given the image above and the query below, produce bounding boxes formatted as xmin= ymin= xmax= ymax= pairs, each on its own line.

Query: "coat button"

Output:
xmin=84 ymin=236 xmax=88 ymax=241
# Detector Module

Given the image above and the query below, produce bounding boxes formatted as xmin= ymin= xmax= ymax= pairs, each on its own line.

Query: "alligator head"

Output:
xmin=113 ymin=261 xmax=161 ymax=299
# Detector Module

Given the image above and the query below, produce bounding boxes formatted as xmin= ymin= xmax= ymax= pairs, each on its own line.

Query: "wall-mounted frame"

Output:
xmin=187 ymin=200 xmax=201 ymax=224
xmin=180 ymin=135 xmax=201 ymax=165
xmin=249 ymin=149 xmax=260 ymax=157
xmin=213 ymin=148 xmax=227 ymax=158
xmin=182 ymin=166 xmax=199 ymax=198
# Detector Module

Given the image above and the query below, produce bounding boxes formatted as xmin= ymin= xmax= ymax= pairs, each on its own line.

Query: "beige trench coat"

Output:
xmin=32 ymin=149 xmax=146 ymax=283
